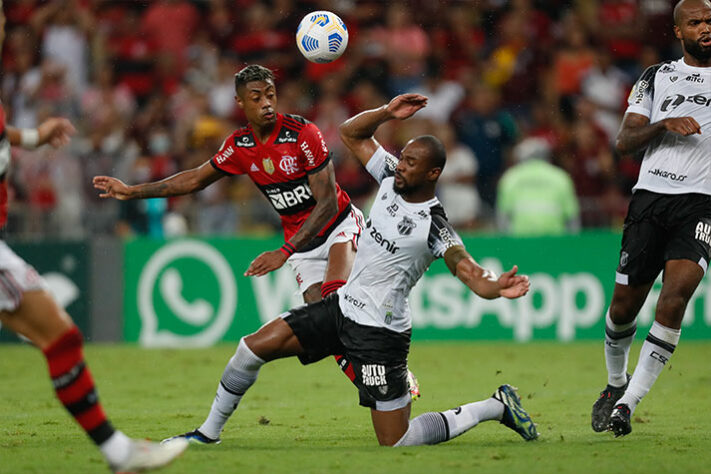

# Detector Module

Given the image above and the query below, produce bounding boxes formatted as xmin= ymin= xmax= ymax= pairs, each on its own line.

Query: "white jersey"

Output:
xmin=338 ymin=146 xmax=463 ymax=333
xmin=626 ymin=58 xmax=711 ymax=195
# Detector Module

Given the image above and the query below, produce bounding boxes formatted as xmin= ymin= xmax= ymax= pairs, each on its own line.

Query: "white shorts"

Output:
xmin=0 ymin=240 xmax=46 ymax=312
xmin=287 ymin=205 xmax=365 ymax=293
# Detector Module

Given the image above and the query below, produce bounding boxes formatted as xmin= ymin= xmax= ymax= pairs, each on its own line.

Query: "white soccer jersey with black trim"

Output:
xmin=626 ymin=58 xmax=711 ymax=195
xmin=337 ymin=146 xmax=463 ymax=333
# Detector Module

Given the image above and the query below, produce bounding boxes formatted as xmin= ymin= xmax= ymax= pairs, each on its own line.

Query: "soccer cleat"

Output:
xmin=591 ymin=375 xmax=630 ymax=432
xmin=608 ymin=403 xmax=632 ymax=437
xmin=492 ymin=384 xmax=539 ymax=441
xmin=111 ymin=438 xmax=188 ymax=473
xmin=161 ymin=429 xmax=221 ymax=446
xmin=407 ymin=369 xmax=421 ymax=401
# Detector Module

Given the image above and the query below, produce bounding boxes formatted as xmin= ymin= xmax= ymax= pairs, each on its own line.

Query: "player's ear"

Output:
xmin=235 ymin=94 xmax=244 ymax=109
xmin=673 ymin=24 xmax=681 ymax=40
xmin=428 ymin=167 xmax=442 ymax=182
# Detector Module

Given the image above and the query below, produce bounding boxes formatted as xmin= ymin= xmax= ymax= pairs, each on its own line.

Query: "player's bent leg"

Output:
xmin=302 ymin=282 xmax=323 ymax=304
xmin=611 ymin=259 xmax=702 ymax=437
xmin=167 ymin=318 xmax=305 ymax=444
xmin=371 ymin=404 xmax=411 ymax=446
xmin=391 ymin=385 xmax=537 ymax=447
xmin=592 ymin=282 xmax=652 ymax=432
xmin=0 ymin=289 xmax=73 ymax=349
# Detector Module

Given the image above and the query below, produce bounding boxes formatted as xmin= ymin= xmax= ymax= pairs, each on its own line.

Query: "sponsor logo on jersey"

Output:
xmin=262 ymin=157 xmax=275 ymax=174
xmin=630 ymin=80 xmax=649 ymax=105
xmin=300 ymin=141 xmax=316 ymax=167
xmin=386 ymin=202 xmax=399 ymax=217
xmin=381 ymin=192 xmax=388 ymax=200
xmin=276 ymin=129 xmax=298 ymax=144
xmin=344 ymin=293 xmax=366 ymax=309
xmin=397 ymin=216 xmax=416 ymax=235
xmin=266 ymin=183 xmax=313 ymax=210
xmin=279 ymin=155 xmax=299 ymax=175
xmin=620 ymin=251 xmax=629 ymax=267
xmin=695 ymin=222 xmax=711 ymax=245
xmin=369 ymin=224 xmax=400 ymax=254
xmin=236 ymin=135 xmax=255 ymax=147
xmin=214 ymin=146 xmax=234 ymax=164
xmin=361 ymin=364 xmax=387 ymax=387
xmin=660 ymin=63 xmax=676 ymax=73
xmin=647 ymin=168 xmax=687 ymax=181
xmin=661 ymin=94 xmax=711 ymax=112
xmin=670 ymin=75 xmax=679 ymax=82
xmin=685 ymin=73 xmax=704 ymax=83
xmin=417 ymin=210 xmax=429 ymax=220
xmin=438 ymin=227 xmax=458 ymax=250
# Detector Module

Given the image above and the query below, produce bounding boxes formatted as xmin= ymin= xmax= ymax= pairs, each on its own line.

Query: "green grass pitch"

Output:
xmin=2 ymin=341 xmax=710 ymax=473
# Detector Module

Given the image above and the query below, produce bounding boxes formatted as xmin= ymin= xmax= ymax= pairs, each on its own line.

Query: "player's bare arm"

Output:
xmin=615 ymin=112 xmax=702 ymax=155
xmin=93 ymin=160 xmax=223 ymax=200
xmin=339 ymin=94 xmax=428 ymax=167
xmin=444 ymin=246 xmax=530 ymax=300
xmin=7 ymin=118 xmax=75 ymax=149
xmin=245 ymin=162 xmax=339 ymax=277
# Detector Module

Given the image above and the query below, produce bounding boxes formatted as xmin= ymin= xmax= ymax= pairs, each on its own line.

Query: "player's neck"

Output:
xmin=682 ymin=52 xmax=711 ymax=68
xmin=399 ymin=187 xmax=436 ymax=204
xmin=251 ymin=121 xmax=277 ymax=144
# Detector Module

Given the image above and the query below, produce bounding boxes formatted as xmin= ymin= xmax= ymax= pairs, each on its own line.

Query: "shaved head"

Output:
xmin=674 ymin=0 xmax=711 ymax=26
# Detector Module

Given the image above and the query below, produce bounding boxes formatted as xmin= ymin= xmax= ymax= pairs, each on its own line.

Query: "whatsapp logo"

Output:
xmin=137 ymin=240 xmax=237 ymax=347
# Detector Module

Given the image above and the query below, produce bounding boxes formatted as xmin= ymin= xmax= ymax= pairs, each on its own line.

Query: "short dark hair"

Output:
xmin=413 ymin=135 xmax=446 ymax=170
xmin=234 ymin=65 xmax=275 ymax=93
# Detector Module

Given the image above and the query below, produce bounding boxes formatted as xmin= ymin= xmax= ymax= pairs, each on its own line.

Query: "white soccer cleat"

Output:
xmin=111 ymin=437 xmax=188 ymax=473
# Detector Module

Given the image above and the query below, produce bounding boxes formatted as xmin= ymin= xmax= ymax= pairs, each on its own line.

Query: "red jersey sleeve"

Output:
xmin=298 ymin=123 xmax=331 ymax=174
xmin=210 ymin=134 xmax=243 ymax=175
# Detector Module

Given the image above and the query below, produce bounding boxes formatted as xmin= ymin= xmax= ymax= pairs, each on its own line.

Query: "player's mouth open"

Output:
xmin=701 ymin=36 xmax=711 ymax=46
xmin=264 ymin=112 xmax=275 ymax=120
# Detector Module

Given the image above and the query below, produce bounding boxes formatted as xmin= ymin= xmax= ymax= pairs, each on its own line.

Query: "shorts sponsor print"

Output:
xmin=616 ymin=191 xmax=711 ymax=285
xmin=283 ymin=294 xmax=411 ymax=410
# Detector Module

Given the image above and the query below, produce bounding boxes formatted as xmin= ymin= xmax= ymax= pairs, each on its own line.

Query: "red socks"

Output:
xmin=42 ymin=326 xmax=115 ymax=445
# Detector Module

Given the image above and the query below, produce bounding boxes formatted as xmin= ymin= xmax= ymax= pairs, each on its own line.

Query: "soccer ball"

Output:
xmin=296 ymin=11 xmax=348 ymax=63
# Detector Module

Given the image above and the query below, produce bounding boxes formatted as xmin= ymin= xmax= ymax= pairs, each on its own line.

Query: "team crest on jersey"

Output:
xmin=279 ymin=155 xmax=299 ymax=175
xmin=397 ymin=216 xmax=416 ymax=235
xmin=670 ymin=75 xmax=678 ymax=82
xmin=620 ymin=251 xmax=629 ymax=267
xmin=262 ymin=157 xmax=275 ymax=174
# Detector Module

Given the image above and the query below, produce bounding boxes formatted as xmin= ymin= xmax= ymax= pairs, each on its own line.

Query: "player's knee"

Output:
xmin=656 ymin=293 xmax=688 ymax=320
xmin=303 ymin=284 xmax=322 ymax=304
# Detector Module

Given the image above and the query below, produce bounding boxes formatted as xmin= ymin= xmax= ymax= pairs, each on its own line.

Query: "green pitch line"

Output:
xmin=1 ymin=342 xmax=710 ymax=474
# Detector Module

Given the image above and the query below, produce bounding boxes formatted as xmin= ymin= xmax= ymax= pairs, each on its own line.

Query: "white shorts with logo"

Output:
xmin=287 ymin=206 xmax=365 ymax=293
xmin=0 ymin=240 xmax=47 ymax=312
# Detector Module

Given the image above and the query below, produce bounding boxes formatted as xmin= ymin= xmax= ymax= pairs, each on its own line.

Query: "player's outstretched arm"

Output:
xmin=444 ymin=246 xmax=530 ymax=300
xmin=7 ymin=117 xmax=76 ymax=149
xmin=339 ymin=93 xmax=428 ymax=167
xmin=616 ymin=112 xmax=701 ymax=155
xmin=245 ymin=162 xmax=339 ymax=277
xmin=93 ymin=160 xmax=223 ymax=200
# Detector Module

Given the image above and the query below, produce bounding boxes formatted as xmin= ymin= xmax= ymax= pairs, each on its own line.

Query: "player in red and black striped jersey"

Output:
xmin=94 ymin=65 xmax=362 ymax=304
xmin=0 ymin=97 xmax=187 ymax=472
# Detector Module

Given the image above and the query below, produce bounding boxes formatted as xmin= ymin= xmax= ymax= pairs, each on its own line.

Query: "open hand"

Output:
xmin=93 ymin=176 xmax=133 ymax=200
xmin=38 ymin=118 xmax=76 ymax=148
xmin=245 ymin=250 xmax=288 ymax=277
xmin=386 ymin=94 xmax=428 ymax=120
xmin=498 ymin=265 xmax=530 ymax=299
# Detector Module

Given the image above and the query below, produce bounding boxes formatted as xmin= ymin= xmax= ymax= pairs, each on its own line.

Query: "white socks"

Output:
xmin=100 ymin=430 xmax=132 ymax=466
xmin=604 ymin=310 xmax=637 ymax=387
xmin=198 ymin=338 xmax=265 ymax=440
xmin=619 ymin=321 xmax=680 ymax=414
xmin=395 ymin=398 xmax=503 ymax=446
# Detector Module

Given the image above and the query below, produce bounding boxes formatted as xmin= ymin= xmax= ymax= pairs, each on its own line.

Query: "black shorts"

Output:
xmin=283 ymin=295 xmax=411 ymax=410
xmin=617 ymin=190 xmax=711 ymax=286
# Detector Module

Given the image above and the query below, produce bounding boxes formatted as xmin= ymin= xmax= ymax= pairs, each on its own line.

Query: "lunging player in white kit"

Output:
xmin=591 ymin=0 xmax=711 ymax=437
xmin=165 ymin=93 xmax=538 ymax=446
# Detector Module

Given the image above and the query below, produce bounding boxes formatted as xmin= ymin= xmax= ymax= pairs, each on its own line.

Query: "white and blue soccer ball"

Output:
xmin=296 ymin=11 xmax=348 ymax=63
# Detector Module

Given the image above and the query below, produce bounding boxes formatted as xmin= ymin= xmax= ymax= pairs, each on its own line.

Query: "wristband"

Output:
xmin=280 ymin=242 xmax=296 ymax=257
xmin=20 ymin=128 xmax=40 ymax=148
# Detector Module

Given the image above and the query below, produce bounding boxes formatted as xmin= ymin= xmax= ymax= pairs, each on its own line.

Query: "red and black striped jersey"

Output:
xmin=210 ymin=113 xmax=352 ymax=251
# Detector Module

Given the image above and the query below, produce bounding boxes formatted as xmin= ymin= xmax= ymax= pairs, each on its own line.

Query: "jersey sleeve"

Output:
xmin=625 ymin=64 xmax=659 ymax=118
xmin=427 ymin=205 xmax=464 ymax=259
xmin=299 ymin=123 xmax=331 ymax=174
xmin=210 ymin=135 xmax=243 ymax=176
xmin=365 ymin=146 xmax=398 ymax=184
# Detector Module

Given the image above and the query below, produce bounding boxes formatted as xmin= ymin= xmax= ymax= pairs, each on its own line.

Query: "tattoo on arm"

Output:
xmin=288 ymin=165 xmax=338 ymax=250
xmin=443 ymin=245 xmax=470 ymax=276
xmin=615 ymin=113 xmax=664 ymax=155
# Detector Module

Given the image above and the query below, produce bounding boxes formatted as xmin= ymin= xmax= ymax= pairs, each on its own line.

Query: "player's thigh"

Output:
xmin=370 ymin=404 xmax=411 ymax=446
xmin=0 ymin=289 xmax=73 ymax=350
xmin=324 ymin=240 xmax=357 ymax=282
xmin=244 ymin=317 xmax=305 ymax=362
xmin=287 ymin=254 xmax=327 ymax=299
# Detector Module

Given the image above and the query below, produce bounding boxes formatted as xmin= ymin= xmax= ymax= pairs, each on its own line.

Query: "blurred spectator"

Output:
xmin=434 ymin=123 xmax=481 ymax=230
xmin=140 ymin=0 xmax=198 ymax=77
xmin=407 ymin=58 xmax=465 ymax=124
xmin=581 ymin=49 xmax=630 ymax=144
xmin=497 ymin=137 xmax=580 ymax=235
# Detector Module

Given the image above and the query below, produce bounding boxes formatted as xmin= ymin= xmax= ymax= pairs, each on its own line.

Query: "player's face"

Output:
xmin=675 ymin=4 xmax=711 ymax=61
xmin=393 ymin=141 xmax=438 ymax=195
xmin=236 ymin=80 xmax=278 ymax=128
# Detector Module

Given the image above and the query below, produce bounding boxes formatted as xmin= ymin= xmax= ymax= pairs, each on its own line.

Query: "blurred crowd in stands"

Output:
xmin=0 ymin=0 xmax=683 ymax=239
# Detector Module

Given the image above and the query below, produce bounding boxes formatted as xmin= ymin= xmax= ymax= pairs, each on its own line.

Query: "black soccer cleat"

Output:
xmin=161 ymin=428 xmax=221 ymax=446
xmin=591 ymin=375 xmax=629 ymax=432
xmin=608 ymin=403 xmax=632 ymax=438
